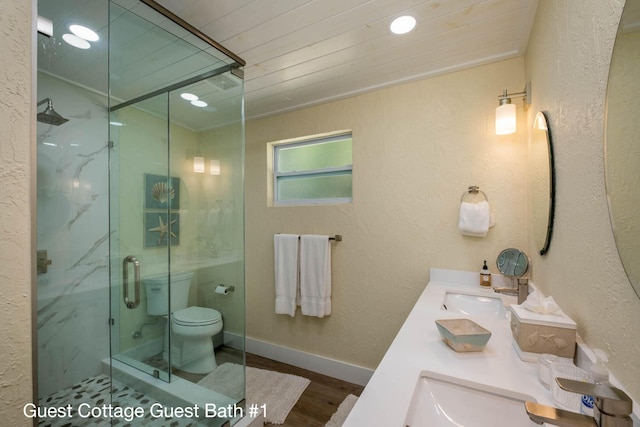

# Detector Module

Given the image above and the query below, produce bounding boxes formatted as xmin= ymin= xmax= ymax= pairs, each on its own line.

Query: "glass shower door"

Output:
xmin=107 ymin=3 xmax=246 ymax=425
xmin=109 ymin=92 xmax=173 ymax=381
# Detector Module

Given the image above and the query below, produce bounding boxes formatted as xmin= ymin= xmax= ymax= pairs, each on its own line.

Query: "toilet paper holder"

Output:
xmin=215 ymin=284 xmax=235 ymax=295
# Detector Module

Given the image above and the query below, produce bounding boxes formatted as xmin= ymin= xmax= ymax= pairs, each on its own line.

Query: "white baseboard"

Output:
xmin=118 ymin=332 xmax=372 ymax=388
xmin=245 ymin=337 xmax=373 ymax=387
xmin=223 ymin=330 xmax=245 ymax=350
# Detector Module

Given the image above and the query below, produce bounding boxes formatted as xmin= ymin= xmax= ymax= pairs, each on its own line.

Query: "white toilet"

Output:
xmin=144 ymin=270 xmax=222 ymax=374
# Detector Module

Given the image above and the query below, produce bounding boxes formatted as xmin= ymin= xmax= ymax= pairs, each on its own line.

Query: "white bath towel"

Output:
xmin=458 ymin=200 xmax=492 ymax=237
xmin=299 ymin=235 xmax=331 ymax=318
xmin=274 ymin=234 xmax=299 ymax=317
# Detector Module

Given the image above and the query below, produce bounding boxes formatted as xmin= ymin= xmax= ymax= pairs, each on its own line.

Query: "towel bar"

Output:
xmin=277 ymin=234 xmax=342 ymax=241
xmin=461 ymin=186 xmax=488 ymax=202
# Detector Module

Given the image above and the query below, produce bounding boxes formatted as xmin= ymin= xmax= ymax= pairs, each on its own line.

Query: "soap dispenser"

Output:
xmin=480 ymin=260 xmax=492 ymax=287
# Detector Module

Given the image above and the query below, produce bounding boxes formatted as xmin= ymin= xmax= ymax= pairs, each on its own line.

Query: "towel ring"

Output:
xmin=460 ymin=186 xmax=488 ymax=203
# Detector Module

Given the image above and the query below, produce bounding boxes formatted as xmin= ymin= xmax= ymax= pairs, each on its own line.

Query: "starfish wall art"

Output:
xmin=143 ymin=173 xmax=181 ymax=248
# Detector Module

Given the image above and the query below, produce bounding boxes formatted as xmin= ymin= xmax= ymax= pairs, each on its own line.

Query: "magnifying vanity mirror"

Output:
xmin=496 ymin=248 xmax=529 ymax=277
xmin=531 ymin=111 xmax=555 ymax=255
xmin=495 ymin=248 xmax=530 ymax=304
xmin=604 ymin=0 xmax=640 ymax=299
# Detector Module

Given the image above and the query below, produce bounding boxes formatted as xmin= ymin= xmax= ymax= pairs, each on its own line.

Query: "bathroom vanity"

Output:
xmin=342 ymin=269 xmax=639 ymax=426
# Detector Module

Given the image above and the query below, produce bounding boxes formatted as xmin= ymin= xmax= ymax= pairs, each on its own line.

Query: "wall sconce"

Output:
xmin=495 ymin=84 xmax=530 ymax=135
xmin=209 ymin=160 xmax=221 ymax=175
xmin=193 ymin=156 xmax=205 ymax=173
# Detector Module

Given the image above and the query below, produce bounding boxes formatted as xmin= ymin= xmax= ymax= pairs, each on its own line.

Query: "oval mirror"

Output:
xmin=496 ymin=248 xmax=529 ymax=277
xmin=604 ymin=0 xmax=640 ymax=299
xmin=531 ymin=112 xmax=555 ymax=255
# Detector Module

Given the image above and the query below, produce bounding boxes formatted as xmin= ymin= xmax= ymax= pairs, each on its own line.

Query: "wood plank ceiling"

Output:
xmin=156 ymin=0 xmax=539 ymax=119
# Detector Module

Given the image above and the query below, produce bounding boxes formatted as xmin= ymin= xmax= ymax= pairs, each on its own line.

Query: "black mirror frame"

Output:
xmin=535 ymin=111 xmax=556 ymax=256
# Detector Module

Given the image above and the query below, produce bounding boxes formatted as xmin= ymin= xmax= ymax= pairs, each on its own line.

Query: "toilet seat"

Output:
xmin=173 ymin=306 xmax=222 ymax=326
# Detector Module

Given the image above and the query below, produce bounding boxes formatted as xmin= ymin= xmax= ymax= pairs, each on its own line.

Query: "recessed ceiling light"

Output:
xmin=62 ymin=33 xmax=91 ymax=49
xmin=181 ymin=93 xmax=199 ymax=101
xmin=390 ymin=15 xmax=416 ymax=35
xmin=191 ymin=100 xmax=208 ymax=108
xmin=109 ymin=121 xmax=124 ymax=127
xmin=69 ymin=24 xmax=99 ymax=42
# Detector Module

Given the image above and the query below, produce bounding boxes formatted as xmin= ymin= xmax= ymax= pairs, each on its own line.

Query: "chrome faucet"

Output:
xmin=493 ymin=277 xmax=529 ymax=305
xmin=525 ymin=378 xmax=633 ymax=427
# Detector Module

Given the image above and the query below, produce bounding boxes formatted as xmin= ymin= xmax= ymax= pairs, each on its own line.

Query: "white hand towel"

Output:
xmin=274 ymin=234 xmax=299 ymax=317
xmin=458 ymin=200 xmax=492 ymax=237
xmin=299 ymin=235 xmax=331 ymax=318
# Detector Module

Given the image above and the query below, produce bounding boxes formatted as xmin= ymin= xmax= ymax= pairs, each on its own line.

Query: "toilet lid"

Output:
xmin=173 ymin=306 xmax=222 ymax=325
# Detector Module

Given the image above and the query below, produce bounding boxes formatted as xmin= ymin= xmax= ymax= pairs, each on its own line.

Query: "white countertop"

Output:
xmin=343 ymin=268 xmax=566 ymax=426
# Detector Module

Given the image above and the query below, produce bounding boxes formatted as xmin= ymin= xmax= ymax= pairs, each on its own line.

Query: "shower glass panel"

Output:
xmin=109 ymin=92 xmax=172 ymax=381
xmin=109 ymin=1 xmax=246 ymax=425
xmin=35 ymin=0 xmax=110 ymax=412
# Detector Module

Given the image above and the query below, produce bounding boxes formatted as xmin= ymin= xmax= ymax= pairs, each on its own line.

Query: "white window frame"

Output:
xmin=273 ymin=133 xmax=353 ymax=206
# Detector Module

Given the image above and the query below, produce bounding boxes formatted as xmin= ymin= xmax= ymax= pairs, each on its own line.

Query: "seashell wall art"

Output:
xmin=151 ymin=181 xmax=175 ymax=204
xmin=144 ymin=173 xmax=180 ymax=210
xmin=144 ymin=173 xmax=181 ymax=247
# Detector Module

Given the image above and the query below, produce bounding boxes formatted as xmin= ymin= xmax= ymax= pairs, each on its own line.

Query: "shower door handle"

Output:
xmin=122 ymin=255 xmax=141 ymax=309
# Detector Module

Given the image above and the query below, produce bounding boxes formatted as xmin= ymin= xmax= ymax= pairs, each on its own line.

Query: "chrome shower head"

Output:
xmin=37 ymin=98 xmax=69 ymax=126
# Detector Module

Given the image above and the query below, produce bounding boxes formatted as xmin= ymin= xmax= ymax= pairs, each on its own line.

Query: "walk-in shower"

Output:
xmin=36 ymin=1 xmax=245 ymax=426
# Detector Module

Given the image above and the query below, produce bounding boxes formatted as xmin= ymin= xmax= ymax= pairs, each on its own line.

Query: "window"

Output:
xmin=272 ymin=132 xmax=352 ymax=205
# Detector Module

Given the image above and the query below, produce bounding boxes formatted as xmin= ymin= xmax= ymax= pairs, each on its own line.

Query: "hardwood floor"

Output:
xmin=246 ymin=353 xmax=364 ymax=427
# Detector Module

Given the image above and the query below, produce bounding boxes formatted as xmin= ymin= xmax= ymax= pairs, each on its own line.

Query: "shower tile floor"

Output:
xmin=38 ymin=374 xmax=198 ymax=427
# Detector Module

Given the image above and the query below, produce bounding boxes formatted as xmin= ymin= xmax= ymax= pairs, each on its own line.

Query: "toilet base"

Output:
xmin=163 ymin=332 xmax=218 ymax=374
xmin=178 ymin=352 xmax=217 ymax=374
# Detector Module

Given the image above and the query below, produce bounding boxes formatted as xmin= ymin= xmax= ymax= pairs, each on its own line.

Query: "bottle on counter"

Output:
xmin=581 ymin=349 xmax=609 ymax=416
xmin=480 ymin=260 xmax=492 ymax=287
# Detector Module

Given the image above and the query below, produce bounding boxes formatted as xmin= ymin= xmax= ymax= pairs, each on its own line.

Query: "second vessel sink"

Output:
xmin=441 ymin=291 xmax=507 ymax=318
xmin=404 ymin=371 xmax=539 ymax=426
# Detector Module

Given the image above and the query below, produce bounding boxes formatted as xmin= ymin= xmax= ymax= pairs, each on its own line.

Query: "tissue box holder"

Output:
xmin=510 ymin=305 xmax=576 ymax=358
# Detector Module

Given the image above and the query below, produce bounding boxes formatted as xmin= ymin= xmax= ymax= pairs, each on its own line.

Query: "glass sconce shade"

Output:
xmin=209 ymin=160 xmax=221 ymax=175
xmin=495 ymin=103 xmax=516 ymax=135
xmin=193 ymin=156 xmax=205 ymax=173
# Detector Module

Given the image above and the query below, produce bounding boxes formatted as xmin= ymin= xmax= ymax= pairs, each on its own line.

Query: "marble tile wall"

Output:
xmin=36 ymin=73 xmax=110 ymax=398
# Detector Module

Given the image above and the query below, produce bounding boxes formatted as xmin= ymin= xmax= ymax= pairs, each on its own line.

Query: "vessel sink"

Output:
xmin=404 ymin=371 xmax=539 ymax=426
xmin=441 ymin=291 xmax=507 ymax=318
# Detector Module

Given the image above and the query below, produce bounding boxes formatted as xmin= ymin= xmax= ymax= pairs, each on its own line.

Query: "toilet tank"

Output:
xmin=144 ymin=271 xmax=193 ymax=315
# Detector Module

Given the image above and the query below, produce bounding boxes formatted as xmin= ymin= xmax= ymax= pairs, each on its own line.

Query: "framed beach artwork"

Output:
xmin=143 ymin=173 xmax=181 ymax=248
xmin=144 ymin=173 xmax=180 ymax=210
xmin=144 ymin=212 xmax=180 ymax=248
